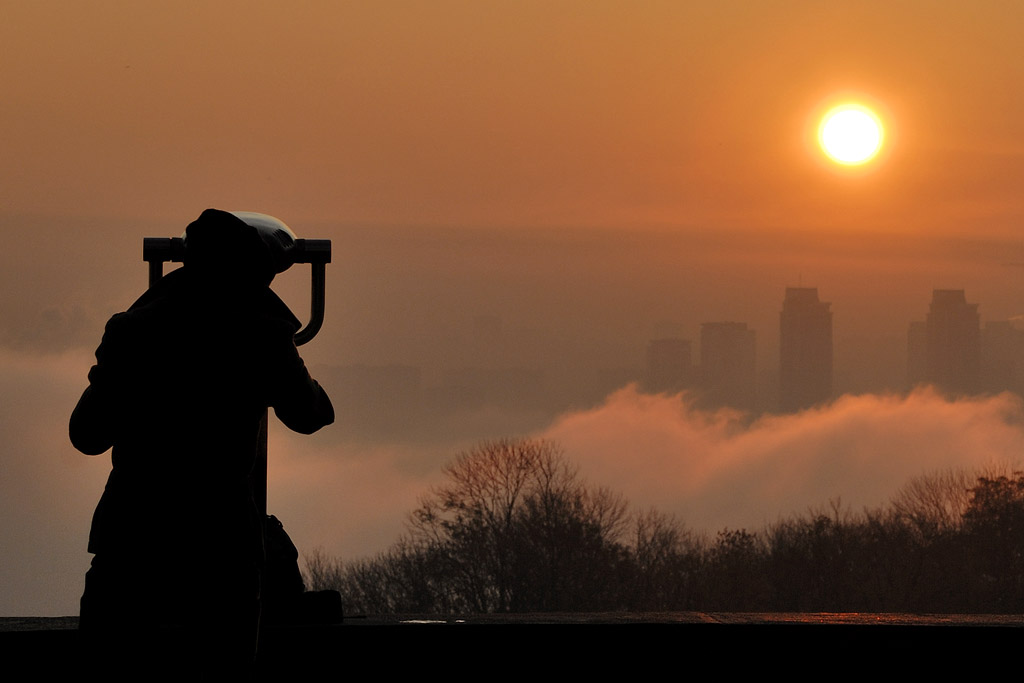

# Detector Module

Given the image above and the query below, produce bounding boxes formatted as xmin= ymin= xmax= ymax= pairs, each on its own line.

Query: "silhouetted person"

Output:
xmin=70 ymin=209 xmax=334 ymax=676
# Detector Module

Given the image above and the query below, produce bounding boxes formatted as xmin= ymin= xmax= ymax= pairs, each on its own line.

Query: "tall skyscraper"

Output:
xmin=779 ymin=287 xmax=832 ymax=412
xmin=699 ymin=321 xmax=756 ymax=410
xmin=910 ymin=289 xmax=980 ymax=396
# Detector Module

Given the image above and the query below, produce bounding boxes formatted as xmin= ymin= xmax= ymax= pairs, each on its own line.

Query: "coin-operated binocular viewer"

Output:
xmin=142 ymin=212 xmax=331 ymax=515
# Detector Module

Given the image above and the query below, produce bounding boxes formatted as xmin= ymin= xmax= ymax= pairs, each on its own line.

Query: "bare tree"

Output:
xmin=629 ymin=508 xmax=704 ymax=610
xmin=890 ymin=468 xmax=975 ymax=538
xmin=406 ymin=438 xmax=630 ymax=612
xmin=891 ymin=463 xmax=1018 ymax=539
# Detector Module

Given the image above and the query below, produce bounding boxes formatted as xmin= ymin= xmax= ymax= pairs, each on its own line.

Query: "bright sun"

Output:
xmin=819 ymin=104 xmax=884 ymax=165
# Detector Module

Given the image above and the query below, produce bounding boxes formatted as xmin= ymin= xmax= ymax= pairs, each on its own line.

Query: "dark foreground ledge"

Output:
xmin=4 ymin=613 xmax=1022 ymax=675
xmin=8 ymin=611 xmax=1024 ymax=630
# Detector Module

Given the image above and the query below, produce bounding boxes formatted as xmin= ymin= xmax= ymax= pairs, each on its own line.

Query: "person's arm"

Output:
xmin=267 ymin=322 xmax=334 ymax=434
xmin=273 ymin=368 xmax=334 ymax=435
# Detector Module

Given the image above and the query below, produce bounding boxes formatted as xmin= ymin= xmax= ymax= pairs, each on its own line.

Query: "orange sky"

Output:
xmin=5 ymin=1 xmax=1024 ymax=616
xmin=4 ymin=1 xmax=1024 ymax=234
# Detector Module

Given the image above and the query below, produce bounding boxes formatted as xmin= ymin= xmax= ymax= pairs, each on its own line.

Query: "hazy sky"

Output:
xmin=4 ymin=1 xmax=1024 ymax=615
xmin=5 ymin=1 xmax=1024 ymax=232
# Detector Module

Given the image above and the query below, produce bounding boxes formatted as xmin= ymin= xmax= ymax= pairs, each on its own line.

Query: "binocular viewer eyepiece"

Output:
xmin=142 ymin=236 xmax=331 ymax=270
xmin=143 ymin=212 xmax=331 ymax=346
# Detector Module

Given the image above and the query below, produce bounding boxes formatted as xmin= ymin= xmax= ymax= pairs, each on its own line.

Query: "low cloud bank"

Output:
xmin=541 ymin=385 xmax=1024 ymax=533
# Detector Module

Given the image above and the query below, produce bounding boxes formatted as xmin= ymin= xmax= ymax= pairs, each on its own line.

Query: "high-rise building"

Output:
xmin=644 ymin=337 xmax=693 ymax=394
xmin=779 ymin=287 xmax=832 ymax=412
xmin=909 ymin=289 xmax=980 ymax=396
xmin=699 ymin=322 xmax=756 ymax=410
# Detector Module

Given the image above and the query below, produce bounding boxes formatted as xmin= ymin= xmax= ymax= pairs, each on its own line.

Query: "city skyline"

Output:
xmin=316 ymin=283 xmax=1024 ymax=421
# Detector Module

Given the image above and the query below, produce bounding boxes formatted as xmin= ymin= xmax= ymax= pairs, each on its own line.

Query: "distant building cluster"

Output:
xmin=909 ymin=289 xmax=1024 ymax=397
xmin=643 ymin=286 xmax=833 ymax=413
xmin=643 ymin=323 xmax=756 ymax=411
xmin=643 ymin=286 xmax=1021 ymax=415
xmin=324 ymin=286 xmax=1024 ymax=442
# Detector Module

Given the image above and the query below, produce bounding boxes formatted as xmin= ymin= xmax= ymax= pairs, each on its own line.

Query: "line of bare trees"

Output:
xmin=305 ymin=438 xmax=1024 ymax=614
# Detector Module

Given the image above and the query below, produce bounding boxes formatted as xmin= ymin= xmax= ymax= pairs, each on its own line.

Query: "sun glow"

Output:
xmin=818 ymin=104 xmax=884 ymax=165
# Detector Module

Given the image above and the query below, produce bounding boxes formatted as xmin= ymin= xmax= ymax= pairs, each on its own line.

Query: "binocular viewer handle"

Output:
xmin=143 ymin=237 xmax=331 ymax=346
xmin=294 ymin=256 xmax=327 ymax=346
xmin=143 ymin=237 xmax=187 ymax=287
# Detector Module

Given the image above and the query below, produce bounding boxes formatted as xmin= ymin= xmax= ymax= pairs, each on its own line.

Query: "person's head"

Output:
xmin=183 ymin=209 xmax=276 ymax=289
